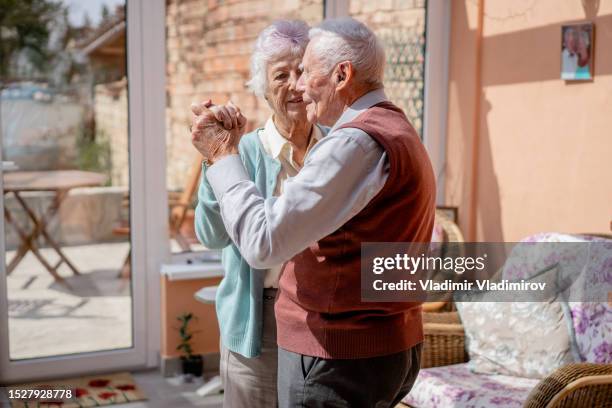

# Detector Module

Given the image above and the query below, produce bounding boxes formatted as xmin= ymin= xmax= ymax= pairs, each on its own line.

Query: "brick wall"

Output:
xmin=165 ymin=0 xmax=323 ymax=190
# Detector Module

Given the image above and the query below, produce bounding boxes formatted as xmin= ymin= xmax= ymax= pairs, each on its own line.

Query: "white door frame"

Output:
xmin=324 ymin=0 xmax=451 ymax=204
xmin=422 ymin=0 xmax=451 ymax=204
xmin=0 ymin=0 xmax=167 ymax=383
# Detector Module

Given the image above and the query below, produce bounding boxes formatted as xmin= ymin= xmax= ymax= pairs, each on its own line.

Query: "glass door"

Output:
xmin=0 ymin=0 xmax=166 ymax=383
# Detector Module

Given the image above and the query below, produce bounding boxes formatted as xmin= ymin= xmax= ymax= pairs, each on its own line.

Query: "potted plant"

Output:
xmin=176 ymin=312 xmax=203 ymax=379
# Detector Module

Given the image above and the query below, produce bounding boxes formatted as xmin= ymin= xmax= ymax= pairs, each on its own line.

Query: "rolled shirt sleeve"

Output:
xmin=206 ymin=128 xmax=389 ymax=269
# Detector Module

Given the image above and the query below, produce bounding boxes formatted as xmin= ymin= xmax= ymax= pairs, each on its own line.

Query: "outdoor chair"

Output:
xmin=113 ymin=155 xmax=204 ymax=278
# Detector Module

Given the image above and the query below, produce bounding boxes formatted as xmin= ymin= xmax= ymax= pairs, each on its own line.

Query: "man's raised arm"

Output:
xmin=191 ymin=107 xmax=388 ymax=269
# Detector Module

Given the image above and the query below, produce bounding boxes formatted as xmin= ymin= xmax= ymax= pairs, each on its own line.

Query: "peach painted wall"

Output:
xmin=444 ymin=0 xmax=612 ymax=241
xmin=160 ymin=276 xmax=222 ymax=358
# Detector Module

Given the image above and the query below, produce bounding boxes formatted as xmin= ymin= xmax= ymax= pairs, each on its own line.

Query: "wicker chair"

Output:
xmin=399 ymin=310 xmax=612 ymax=408
xmin=420 ymin=311 xmax=467 ymax=369
xmin=421 ymin=209 xmax=464 ymax=313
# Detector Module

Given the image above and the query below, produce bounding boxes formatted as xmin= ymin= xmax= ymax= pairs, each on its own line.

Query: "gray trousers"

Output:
xmin=220 ymin=288 xmax=278 ymax=408
xmin=278 ymin=343 xmax=422 ymax=408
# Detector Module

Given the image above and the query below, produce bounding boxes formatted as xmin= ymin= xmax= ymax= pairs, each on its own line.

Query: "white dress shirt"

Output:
xmin=259 ymin=117 xmax=322 ymax=287
xmin=206 ymin=88 xmax=390 ymax=269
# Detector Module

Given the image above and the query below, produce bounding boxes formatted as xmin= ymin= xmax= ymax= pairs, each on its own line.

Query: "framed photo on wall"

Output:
xmin=561 ymin=22 xmax=594 ymax=80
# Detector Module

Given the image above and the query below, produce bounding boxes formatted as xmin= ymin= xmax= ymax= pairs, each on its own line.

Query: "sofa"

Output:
xmin=401 ymin=233 xmax=612 ymax=408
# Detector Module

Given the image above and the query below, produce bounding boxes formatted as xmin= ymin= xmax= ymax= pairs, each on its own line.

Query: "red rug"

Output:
xmin=8 ymin=372 xmax=146 ymax=407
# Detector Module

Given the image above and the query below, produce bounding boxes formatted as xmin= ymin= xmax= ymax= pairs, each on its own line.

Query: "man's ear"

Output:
xmin=334 ymin=61 xmax=353 ymax=91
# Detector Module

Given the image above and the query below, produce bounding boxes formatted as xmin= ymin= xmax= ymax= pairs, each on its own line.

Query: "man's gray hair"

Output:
xmin=308 ymin=18 xmax=385 ymax=87
xmin=246 ymin=20 xmax=310 ymax=97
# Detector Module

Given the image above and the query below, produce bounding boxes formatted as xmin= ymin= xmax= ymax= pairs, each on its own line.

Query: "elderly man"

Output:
xmin=191 ymin=18 xmax=436 ymax=408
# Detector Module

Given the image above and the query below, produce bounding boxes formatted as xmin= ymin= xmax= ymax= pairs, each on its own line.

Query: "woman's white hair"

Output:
xmin=308 ymin=18 xmax=385 ymax=87
xmin=246 ymin=20 xmax=310 ymax=97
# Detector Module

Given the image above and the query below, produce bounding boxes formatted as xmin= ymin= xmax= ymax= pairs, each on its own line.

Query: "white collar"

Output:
xmin=260 ymin=117 xmax=322 ymax=159
xmin=331 ymin=88 xmax=388 ymax=132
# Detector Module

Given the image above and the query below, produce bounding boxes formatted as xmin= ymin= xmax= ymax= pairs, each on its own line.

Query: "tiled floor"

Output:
xmin=113 ymin=370 xmax=224 ymax=408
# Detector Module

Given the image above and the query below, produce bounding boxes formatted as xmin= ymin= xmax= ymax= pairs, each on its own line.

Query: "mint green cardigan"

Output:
xmin=194 ymin=126 xmax=329 ymax=357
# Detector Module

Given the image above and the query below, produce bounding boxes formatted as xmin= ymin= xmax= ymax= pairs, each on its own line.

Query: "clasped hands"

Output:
xmin=190 ymin=100 xmax=247 ymax=165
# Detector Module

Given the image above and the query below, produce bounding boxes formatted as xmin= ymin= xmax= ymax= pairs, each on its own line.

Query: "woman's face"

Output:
xmin=264 ymin=52 xmax=308 ymax=125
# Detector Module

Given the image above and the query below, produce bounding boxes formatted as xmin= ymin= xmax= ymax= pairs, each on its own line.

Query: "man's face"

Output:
xmin=297 ymin=40 xmax=346 ymax=126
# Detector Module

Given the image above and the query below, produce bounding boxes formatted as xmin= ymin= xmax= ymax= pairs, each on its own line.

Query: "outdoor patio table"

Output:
xmin=3 ymin=170 xmax=107 ymax=281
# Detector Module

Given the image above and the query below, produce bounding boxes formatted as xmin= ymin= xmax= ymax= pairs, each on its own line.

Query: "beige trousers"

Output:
xmin=220 ymin=288 xmax=278 ymax=408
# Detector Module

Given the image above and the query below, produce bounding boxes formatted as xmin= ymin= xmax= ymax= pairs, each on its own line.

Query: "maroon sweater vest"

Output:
xmin=275 ymin=101 xmax=436 ymax=359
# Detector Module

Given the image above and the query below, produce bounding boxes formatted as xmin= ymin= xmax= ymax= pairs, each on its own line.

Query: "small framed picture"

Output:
xmin=436 ymin=206 xmax=458 ymax=223
xmin=561 ymin=22 xmax=594 ymax=81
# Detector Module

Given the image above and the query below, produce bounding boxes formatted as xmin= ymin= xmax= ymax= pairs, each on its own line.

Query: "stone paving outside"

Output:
xmin=6 ymin=242 xmax=133 ymax=360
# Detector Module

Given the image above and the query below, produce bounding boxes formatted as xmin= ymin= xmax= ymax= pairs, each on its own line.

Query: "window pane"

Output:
xmin=1 ymin=0 xmax=132 ymax=360
xmin=350 ymin=0 xmax=426 ymax=135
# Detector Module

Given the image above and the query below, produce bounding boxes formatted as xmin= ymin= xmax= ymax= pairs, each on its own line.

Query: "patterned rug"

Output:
xmin=8 ymin=372 xmax=146 ymax=407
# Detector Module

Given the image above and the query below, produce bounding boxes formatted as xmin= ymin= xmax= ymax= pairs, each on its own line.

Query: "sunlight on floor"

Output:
xmin=112 ymin=370 xmax=224 ymax=408
xmin=7 ymin=242 xmax=132 ymax=360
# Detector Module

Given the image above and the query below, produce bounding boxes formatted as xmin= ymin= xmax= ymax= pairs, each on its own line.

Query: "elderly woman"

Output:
xmin=193 ymin=20 xmax=327 ymax=407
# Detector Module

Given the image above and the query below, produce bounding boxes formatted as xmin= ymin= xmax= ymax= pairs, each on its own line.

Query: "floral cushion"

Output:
xmin=502 ymin=232 xmax=588 ymax=280
xmin=502 ymin=233 xmax=612 ymax=364
xmin=569 ymin=301 xmax=612 ymax=363
xmin=402 ymin=363 xmax=539 ymax=408
xmin=567 ymin=235 xmax=612 ymax=363
xmin=455 ymin=297 xmax=576 ymax=379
